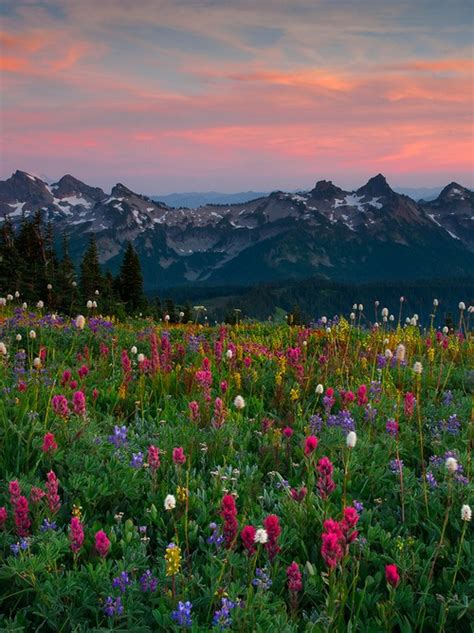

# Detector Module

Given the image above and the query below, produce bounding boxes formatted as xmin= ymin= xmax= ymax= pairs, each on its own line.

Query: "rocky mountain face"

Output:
xmin=1 ymin=170 xmax=473 ymax=290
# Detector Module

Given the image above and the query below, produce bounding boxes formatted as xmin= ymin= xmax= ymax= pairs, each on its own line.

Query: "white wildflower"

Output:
xmin=346 ymin=431 xmax=357 ymax=448
xmin=254 ymin=528 xmax=268 ymax=544
xmin=164 ymin=494 xmax=176 ymax=510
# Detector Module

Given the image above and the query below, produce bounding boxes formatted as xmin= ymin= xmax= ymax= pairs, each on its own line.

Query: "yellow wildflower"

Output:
xmin=165 ymin=543 xmax=181 ymax=576
xmin=176 ymin=486 xmax=188 ymax=503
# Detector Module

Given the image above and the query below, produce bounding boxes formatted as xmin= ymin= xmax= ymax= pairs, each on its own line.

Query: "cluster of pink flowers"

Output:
xmin=70 ymin=517 xmax=84 ymax=553
xmin=14 ymin=496 xmax=31 ymax=537
xmin=212 ymin=397 xmax=226 ymax=428
xmin=304 ymin=435 xmax=318 ymax=457
xmin=72 ymin=390 xmax=86 ymax=416
xmin=8 ymin=480 xmax=32 ymax=536
xmin=321 ymin=507 xmax=359 ymax=569
xmin=221 ymin=494 xmax=238 ymax=548
xmin=0 ymin=506 xmax=7 ymax=529
xmin=52 ymin=391 xmax=86 ymax=417
xmin=9 ymin=480 xmax=21 ymax=506
xmin=340 ymin=390 xmax=355 ymax=406
xmin=286 ymin=561 xmax=303 ymax=593
xmin=147 ymin=445 xmax=160 ymax=472
xmin=241 ymin=524 xmax=256 ymax=556
xmin=52 ymin=394 xmax=69 ymax=418
xmin=290 ymin=486 xmax=307 ymax=502
xmin=95 ymin=529 xmax=111 ymax=557
xmin=121 ymin=350 xmax=132 ymax=384
xmin=188 ymin=400 xmax=200 ymax=423
xmin=357 ymin=384 xmax=368 ymax=406
xmin=385 ymin=564 xmax=400 ymax=587
xmin=30 ymin=486 xmax=45 ymax=503
xmin=172 ymin=447 xmax=186 ymax=465
xmin=46 ymin=470 xmax=61 ymax=514
xmin=317 ymin=457 xmax=336 ymax=500
xmin=77 ymin=364 xmax=89 ymax=379
xmin=42 ymin=432 xmax=58 ymax=453
xmin=195 ymin=357 xmax=213 ymax=401
xmin=263 ymin=514 xmax=281 ymax=561
xmin=150 ymin=332 xmax=160 ymax=373
xmin=404 ymin=392 xmax=415 ymax=417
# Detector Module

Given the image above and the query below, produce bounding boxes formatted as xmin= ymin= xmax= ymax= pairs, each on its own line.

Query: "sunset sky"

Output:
xmin=1 ymin=0 xmax=473 ymax=193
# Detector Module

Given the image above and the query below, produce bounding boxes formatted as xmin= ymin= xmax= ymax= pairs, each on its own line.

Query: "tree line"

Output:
xmin=0 ymin=211 xmax=161 ymax=318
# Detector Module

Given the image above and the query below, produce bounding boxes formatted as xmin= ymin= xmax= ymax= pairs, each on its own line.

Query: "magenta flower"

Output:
xmin=9 ymin=480 xmax=21 ymax=506
xmin=385 ymin=564 xmax=400 ymax=587
xmin=52 ymin=394 xmax=69 ymax=418
xmin=45 ymin=470 xmax=61 ymax=514
xmin=172 ymin=447 xmax=186 ymax=465
xmin=14 ymin=496 xmax=31 ymax=537
xmin=241 ymin=525 xmax=256 ymax=556
xmin=147 ymin=445 xmax=160 ymax=472
xmin=304 ymin=435 xmax=318 ymax=457
xmin=221 ymin=494 xmax=238 ymax=549
xmin=70 ymin=517 xmax=84 ymax=554
xmin=42 ymin=432 xmax=58 ymax=453
xmin=287 ymin=561 xmax=303 ymax=593
xmin=95 ymin=530 xmax=111 ymax=557
xmin=0 ymin=506 xmax=7 ymax=529
xmin=263 ymin=514 xmax=281 ymax=561
xmin=72 ymin=390 xmax=86 ymax=416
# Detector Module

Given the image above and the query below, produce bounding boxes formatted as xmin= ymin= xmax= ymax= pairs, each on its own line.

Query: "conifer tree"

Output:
xmin=56 ymin=233 xmax=77 ymax=312
xmin=117 ymin=241 xmax=146 ymax=313
xmin=80 ymin=235 xmax=103 ymax=302
xmin=0 ymin=215 xmax=22 ymax=293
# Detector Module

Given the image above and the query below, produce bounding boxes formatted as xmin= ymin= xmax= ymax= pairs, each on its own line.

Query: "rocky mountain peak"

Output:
xmin=311 ymin=180 xmax=344 ymax=197
xmin=51 ymin=174 xmax=106 ymax=201
xmin=111 ymin=183 xmax=134 ymax=198
xmin=436 ymin=182 xmax=471 ymax=202
xmin=357 ymin=173 xmax=393 ymax=198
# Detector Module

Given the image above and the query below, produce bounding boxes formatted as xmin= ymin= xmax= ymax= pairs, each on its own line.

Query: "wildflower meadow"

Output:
xmin=0 ymin=300 xmax=472 ymax=632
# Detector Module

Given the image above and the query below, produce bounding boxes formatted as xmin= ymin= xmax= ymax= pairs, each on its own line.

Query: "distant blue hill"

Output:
xmin=152 ymin=186 xmax=455 ymax=208
xmin=152 ymin=191 xmax=269 ymax=208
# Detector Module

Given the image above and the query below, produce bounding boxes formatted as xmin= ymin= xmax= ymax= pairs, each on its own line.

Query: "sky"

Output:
xmin=1 ymin=0 xmax=473 ymax=194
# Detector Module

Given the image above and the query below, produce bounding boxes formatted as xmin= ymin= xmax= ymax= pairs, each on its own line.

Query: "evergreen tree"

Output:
xmin=14 ymin=210 xmax=47 ymax=299
xmin=56 ymin=233 xmax=77 ymax=313
xmin=0 ymin=215 xmax=22 ymax=293
xmin=80 ymin=235 xmax=103 ymax=303
xmin=117 ymin=241 xmax=146 ymax=313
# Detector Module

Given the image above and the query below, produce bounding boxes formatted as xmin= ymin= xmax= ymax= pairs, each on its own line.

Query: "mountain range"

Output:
xmin=153 ymin=186 xmax=446 ymax=209
xmin=0 ymin=170 xmax=473 ymax=291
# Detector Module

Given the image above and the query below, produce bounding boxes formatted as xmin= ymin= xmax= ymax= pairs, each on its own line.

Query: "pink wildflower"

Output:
xmin=69 ymin=517 xmax=84 ymax=553
xmin=385 ymin=564 xmax=400 ymax=588
xmin=0 ymin=507 xmax=7 ymax=529
xmin=42 ymin=432 xmax=58 ymax=453
xmin=188 ymin=400 xmax=200 ymax=423
xmin=287 ymin=561 xmax=303 ymax=593
xmin=72 ymin=390 xmax=86 ymax=416
xmin=46 ymin=470 xmax=61 ymax=514
xmin=30 ymin=487 xmax=45 ymax=504
xmin=52 ymin=394 xmax=69 ymax=418
xmin=147 ymin=445 xmax=160 ymax=472
xmin=212 ymin=397 xmax=226 ymax=429
xmin=221 ymin=494 xmax=238 ymax=549
xmin=95 ymin=530 xmax=111 ymax=557
xmin=9 ymin=480 xmax=21 ymax=506
xmin=241 ymin=525 xmax=256 ymax=556
xmin=304 ymin=435 xmax=318 ymax=457
xmin=172 ymin=447 xmax=186 ymax=465
xmin=263 ymin=514 xmax=281 ymax=561
xmin=14 ymin=496 xmax=31 ymax=537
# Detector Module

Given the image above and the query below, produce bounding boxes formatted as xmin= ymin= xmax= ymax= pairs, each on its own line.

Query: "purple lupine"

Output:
xmin=171 ymin=601 xmax=193 ymax=628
